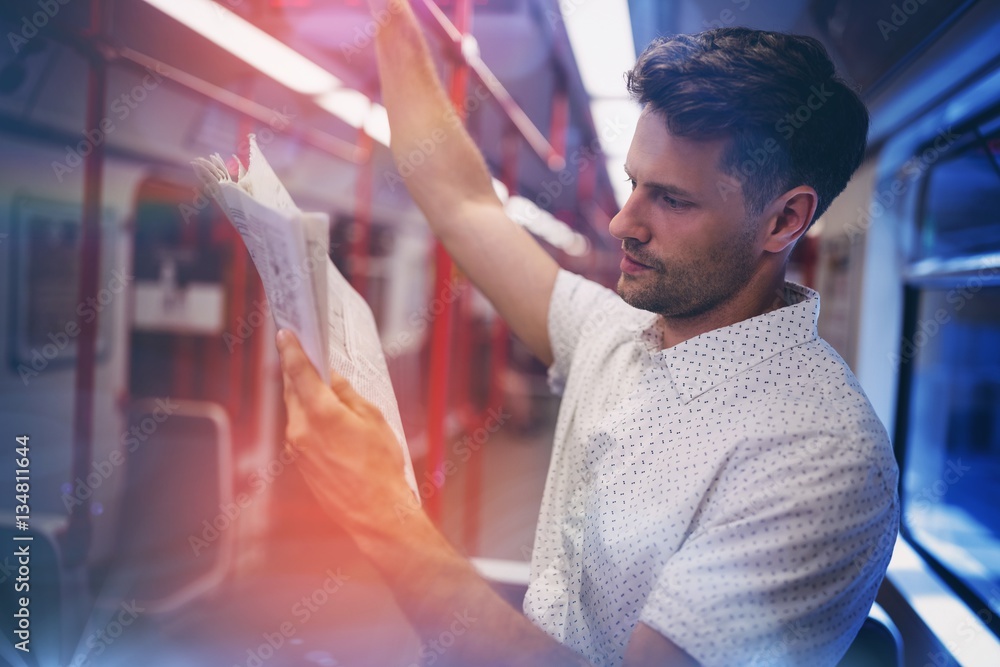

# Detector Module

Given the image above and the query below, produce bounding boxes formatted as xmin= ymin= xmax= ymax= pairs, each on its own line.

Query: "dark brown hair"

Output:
xmin=626 ymin=27 xmax=869 ymax=221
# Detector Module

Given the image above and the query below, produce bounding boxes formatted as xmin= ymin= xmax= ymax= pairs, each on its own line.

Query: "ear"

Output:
xmin=762 ymin=185 xmax=818 ymax=254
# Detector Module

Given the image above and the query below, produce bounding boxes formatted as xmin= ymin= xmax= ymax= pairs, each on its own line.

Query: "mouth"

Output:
xmin=620 ymin=252 xmax=654 ymax=275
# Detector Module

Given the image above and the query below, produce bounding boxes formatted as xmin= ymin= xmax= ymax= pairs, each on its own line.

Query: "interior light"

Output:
xmin=505 ymin=194 xmax=591 ymax=256
xmin=315 ymin=88 xmax=374 ymax=129
xmin=141 ymin=0 xmax=392 ymax=145
xmin=141 ymin=0 xmax=340 ymax=95
xmin=562 ymin=0 xmax=636 ymax=99
xmin=363 ymin=104 xmax=392 ymax=146
xmin=561 ymin=0 xmax=637 ymax=208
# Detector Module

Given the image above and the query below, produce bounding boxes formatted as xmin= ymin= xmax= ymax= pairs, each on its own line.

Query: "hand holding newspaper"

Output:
xmin=192 ymin=135 xmax=419 ymax=498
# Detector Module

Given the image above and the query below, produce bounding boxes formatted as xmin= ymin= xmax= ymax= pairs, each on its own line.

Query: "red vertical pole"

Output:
xmin=461 ymin=123 xmax=520 ymax=552
xmin=549 ymin=80 xmax=569 ymax=161
xmin=351 ymin=128 xmax=375 ymax=297
xmin=456 ymin=280 xmax=478 ymax=552
xmin=425 ymin=255 xmax=453 ymax=524
xmin=456 ymin=281 xmax=474 ymax=425
xmin=426 ymin=0 xmax=473 ymax=525
xmin=451 ymin=1 xmax=475 ymax=427
xmin=62 ymin=1 xmax=105 ymax=569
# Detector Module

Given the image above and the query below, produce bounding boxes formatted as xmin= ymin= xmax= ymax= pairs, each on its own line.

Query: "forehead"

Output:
xmin=625 ymin=107 xmax=736 ymax=199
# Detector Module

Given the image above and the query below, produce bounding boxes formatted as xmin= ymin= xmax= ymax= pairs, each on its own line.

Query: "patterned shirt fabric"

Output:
xmin=523 ymin=269 xmax=900 ymax=667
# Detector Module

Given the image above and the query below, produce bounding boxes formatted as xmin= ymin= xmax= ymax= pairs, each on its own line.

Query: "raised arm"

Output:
xmin=368 ymin=0 xmax=559 ymax=365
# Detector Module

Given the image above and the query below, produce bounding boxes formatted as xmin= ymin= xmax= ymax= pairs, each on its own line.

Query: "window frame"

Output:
xmin=893 ymin=113 xmax=1000 ymax=640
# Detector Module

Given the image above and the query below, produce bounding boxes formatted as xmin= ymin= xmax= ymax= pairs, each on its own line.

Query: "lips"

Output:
xmin=620 ymin=253 xmax=653 ymax=274
xmin=624 ymin=253 xmax=652 ymax=269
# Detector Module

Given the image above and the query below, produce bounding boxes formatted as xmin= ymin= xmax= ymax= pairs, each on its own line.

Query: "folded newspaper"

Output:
xmin=192 ymin=134 xmax=419 ymax=498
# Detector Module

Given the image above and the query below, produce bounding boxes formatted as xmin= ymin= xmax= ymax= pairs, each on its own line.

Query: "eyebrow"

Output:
xmin=623 ymin=165 xmax=698 ymax=201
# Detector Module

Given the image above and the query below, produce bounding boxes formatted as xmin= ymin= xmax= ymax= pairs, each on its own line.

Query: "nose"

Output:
xmin=608 ymin=191 xmax=650 ymax=244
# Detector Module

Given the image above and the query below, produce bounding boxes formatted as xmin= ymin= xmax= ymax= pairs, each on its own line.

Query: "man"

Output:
xmin=277 ymin=1 xmax=899 ymax=665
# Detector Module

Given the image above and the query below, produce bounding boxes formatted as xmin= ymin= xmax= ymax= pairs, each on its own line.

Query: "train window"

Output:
xmin=916 ymin=129 xmax=1000 ymax=261
xmin=900 ymin=285 xmax=1000 ymax=625
xmin=900 ymin=112 xmax=1000 ymax=633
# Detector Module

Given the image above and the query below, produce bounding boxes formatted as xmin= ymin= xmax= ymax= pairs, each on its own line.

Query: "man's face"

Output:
xmin=609 ymin=107 xmax=764 ymax=319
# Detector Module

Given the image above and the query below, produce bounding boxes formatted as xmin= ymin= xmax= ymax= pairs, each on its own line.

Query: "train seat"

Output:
xmin=837 ymin=602 xmax=903 ymax=667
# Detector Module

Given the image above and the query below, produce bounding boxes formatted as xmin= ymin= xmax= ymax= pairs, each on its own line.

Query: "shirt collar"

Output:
xmin=634 ymin=282 xmax=821 ymax=404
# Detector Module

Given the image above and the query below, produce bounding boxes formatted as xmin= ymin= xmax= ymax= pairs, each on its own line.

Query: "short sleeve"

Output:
xmin=638 ymin=432 xmax=900 ymax=667
xmin=545 ymin=269 xmax=622 ymax=395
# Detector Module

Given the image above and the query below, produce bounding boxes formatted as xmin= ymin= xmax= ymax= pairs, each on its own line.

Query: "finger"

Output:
xmin=282 ymin=367 xmax=293 ymax=407
xmin=277 ymin=329 xmax=342 ymax=416
xmin=281 ymin=369 xmax=308 ymax=441
xmin=327 ymin=367 xmax=373 ymax=416
xmin=282 ymin=369 xmax=303 ymax=419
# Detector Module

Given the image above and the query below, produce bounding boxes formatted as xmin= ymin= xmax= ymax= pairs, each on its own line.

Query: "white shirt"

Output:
xmin=524 ymin=269 xmax=899 ymax=667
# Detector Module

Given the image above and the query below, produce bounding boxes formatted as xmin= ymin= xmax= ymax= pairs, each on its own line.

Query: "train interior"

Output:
xmin=0 ymin=0 xmax=999 ymax=665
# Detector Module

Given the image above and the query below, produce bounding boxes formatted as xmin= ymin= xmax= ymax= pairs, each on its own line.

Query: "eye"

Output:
xmin=663 ymin=195 xmax=686 ymax=210
xmin=624 ymin=177 xmax=636 ymax=191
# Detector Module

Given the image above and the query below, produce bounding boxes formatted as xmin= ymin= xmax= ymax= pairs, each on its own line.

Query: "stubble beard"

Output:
xmin=615 ymin=220 xmax=759 ymax=319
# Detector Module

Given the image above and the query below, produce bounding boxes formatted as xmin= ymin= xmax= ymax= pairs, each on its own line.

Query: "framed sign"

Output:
xmin=8 ymin=196 xmax=117 ymax=373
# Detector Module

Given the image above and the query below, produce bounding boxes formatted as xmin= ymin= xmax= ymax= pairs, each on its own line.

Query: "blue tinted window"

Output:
xmin=918 ymin=134 xmax=1000 ymax=260
xmin=902 ymin=284 xmax=1000 ymax=622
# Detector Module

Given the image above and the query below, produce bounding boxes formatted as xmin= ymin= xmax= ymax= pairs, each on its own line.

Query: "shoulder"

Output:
xmin=718 ymin=337 xmax=898 ymax=501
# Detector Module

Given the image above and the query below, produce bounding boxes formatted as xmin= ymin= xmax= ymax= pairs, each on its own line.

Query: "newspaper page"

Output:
xmin=192 ymin=135 xmax=419 ymax=499
xmin=191 ymin=148 xmax=328 ymax=384
xmin=322 ymin=254 xmax=419 ymax=496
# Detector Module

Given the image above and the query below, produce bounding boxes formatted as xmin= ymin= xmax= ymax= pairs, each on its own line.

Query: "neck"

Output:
xmin=659 ymin=268 xmax=789 ymax=350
